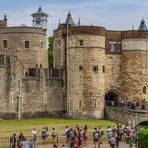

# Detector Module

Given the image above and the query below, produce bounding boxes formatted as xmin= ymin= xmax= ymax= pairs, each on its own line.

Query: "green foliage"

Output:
xmin=0 ymin=118 xmax=116 ymax=137
xmin=48 ymin=36 xmax=54 ymax=69
xmin=138 ymin=129 xmax=148 ymax=148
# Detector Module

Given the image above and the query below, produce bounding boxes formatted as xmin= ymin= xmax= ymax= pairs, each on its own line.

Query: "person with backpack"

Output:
xmin=41 ymin=127 xmax=47 ymax=144
xmin=94 ymin=130 xmax=99 ymax=148
xmin=65 ymin=126 xmax=70 ymax=145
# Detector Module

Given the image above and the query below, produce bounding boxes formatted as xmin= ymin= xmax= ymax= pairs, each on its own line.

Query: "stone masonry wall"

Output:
xmin=67 ymin=34 xmax=105 ymax=118
xmin=105 ymin=54 xmax=122 ymax=94
xmin=0 ymin=55 xmax=65 ymax=119
xmin=0 ymin=27 xmax=48 ymax=69
xmin=105 ymin=106 xmax=148 ymax=124
xmin=122 ymin=39 xmax=148 ymax=102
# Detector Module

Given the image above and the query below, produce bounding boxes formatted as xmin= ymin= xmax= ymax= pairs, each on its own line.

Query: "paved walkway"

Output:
xmin=36 ymin=143 xmax=137 ymax=148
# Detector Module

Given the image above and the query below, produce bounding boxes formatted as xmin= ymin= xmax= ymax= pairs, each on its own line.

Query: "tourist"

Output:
xmin=41 ymin=127 xmax=47 ymax=144
xmin=17 ymin=132 xmax=25 ymax=148
xmin=51 ymin=128 xmax=57 ymax=144
xmin=93 ymin=130 xmax=99 ymax=148
xmin=107 ymin=126 xmax=112 ymax=143
xmin=45 ymin=126 xmax=49 ymax=137
xmin=53 ymin=144 xmax=57 ymax=148
xmin=69 ymin=129 xmax=75 ymax=148
xmin=98 ymin=127 xmax=104 ymax=144
xmin=83 ymin=125 xmax=88 ymax=146
xmin=10 ymin=133 xmax=16 ymax=148
xmin=31 ymin=128 xmax=38 ymax=142
xmin=65 ymin=126 xmax=70 ymax=145
xmin=29 ymin=140 xmax=34 ymax=148
xmin=110 ymin=134 xmax=116 ymax=148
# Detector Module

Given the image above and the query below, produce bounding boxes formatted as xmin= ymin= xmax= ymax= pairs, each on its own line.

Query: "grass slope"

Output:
xmin=0 ymin=118 xmax=116 ymax=137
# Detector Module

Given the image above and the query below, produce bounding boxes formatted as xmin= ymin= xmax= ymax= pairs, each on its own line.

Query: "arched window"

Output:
xmin=143 ymin=86 xmax=146 ymax=94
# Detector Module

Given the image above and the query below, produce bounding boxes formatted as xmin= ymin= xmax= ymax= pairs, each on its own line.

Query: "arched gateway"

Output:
xmin=105 ymin=89 xmax=120 ymax=107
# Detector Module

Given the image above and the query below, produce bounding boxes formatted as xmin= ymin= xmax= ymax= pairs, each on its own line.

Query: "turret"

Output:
xmin=138 ymin=18 xmax=147 ymax=31
xmin=65 ymin=11 xmax=76 ymax=26
xmin=31 ymin=6 xmax=49 ymax=30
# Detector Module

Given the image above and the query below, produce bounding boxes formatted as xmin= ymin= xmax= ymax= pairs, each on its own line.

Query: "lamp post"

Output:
xmin=18 ymin=79 xmax=22 ymax=120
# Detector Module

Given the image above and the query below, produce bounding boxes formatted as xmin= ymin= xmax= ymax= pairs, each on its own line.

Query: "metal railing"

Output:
xmin=1 ymin=132 xmax=138 ymax=148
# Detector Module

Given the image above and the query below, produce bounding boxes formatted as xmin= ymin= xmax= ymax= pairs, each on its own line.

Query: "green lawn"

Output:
xmin=0 ymin=118 xmax=116 ymax=137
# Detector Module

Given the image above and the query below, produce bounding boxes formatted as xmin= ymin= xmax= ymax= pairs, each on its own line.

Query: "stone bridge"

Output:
xmin=104 ymin=106 xmax=148 ymax=125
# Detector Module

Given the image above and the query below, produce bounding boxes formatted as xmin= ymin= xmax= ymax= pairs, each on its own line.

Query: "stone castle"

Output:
xmin=0 ymin=7 xmax=148 ymax=119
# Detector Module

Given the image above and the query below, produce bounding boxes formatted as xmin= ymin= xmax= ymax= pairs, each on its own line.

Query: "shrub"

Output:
xmin=138 ymin=129 xmax=148 ymax=148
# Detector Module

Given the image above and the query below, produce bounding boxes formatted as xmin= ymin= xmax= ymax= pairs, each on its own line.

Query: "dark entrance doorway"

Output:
xmin=105 ymin=91 xmax=118 ymax=106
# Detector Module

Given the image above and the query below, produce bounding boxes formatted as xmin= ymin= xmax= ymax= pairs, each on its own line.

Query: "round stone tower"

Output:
xmin=121 ymin=19 xmax=148 ymax=103
xmin=67 ymin=26 xmax=106 ymax=118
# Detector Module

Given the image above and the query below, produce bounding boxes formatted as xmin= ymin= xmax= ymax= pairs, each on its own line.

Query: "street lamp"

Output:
xmin=18 ymin=79 xmax=22 ymax=120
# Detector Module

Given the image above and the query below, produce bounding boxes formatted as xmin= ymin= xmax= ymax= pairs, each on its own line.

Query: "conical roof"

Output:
xmin=138 ymin=18 xmax=147 ymax=31
xmin=78 ymin=18 xmax=81 ymax=26
xmin=65 ymin=11 xmax=76 ymax=26
xmin=31 ymin=6 xmax=49 ymax=17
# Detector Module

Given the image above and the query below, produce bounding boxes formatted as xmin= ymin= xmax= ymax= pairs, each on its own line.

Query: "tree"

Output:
xmin=48 ymin=36 xmax=54 ymax=69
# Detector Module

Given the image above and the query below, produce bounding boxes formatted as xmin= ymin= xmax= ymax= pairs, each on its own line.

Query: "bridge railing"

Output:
xmin=105 ymin=100 xmax=148 ymax=111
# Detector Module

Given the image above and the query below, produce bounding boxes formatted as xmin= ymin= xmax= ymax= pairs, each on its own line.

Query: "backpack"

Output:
xmin=94 ymin=132 xmax=99 ymax=139
xmin=66 ymin=129 xmax=70 ymax=138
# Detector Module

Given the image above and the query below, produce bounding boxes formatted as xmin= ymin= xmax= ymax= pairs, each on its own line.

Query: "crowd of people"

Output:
xmin=106 ymin=122 xmax=138 ymax=148
xmin=107 ymin=98 xmax=146 ymax=110
xmin=10 ymin=122 xmax=138 ymax=148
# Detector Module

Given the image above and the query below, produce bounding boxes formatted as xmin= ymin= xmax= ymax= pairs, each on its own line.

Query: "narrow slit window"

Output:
xmin=3 ymin=40 xmax=8 ymax=48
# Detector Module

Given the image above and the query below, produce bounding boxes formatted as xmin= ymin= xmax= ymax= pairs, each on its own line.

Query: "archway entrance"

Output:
xmin=105 ymin=91 xmax=119 ymax=106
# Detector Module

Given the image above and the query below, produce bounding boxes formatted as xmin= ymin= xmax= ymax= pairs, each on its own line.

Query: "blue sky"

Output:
xmin=0 ymin=0 xmax=148 ymax=35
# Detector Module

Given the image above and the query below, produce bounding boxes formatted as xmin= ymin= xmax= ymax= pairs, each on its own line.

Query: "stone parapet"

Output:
xmin=122 ymin=30 xmax=148 ymax=39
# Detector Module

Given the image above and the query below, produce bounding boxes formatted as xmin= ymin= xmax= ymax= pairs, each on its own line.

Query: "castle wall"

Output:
xmin=67 ymin=33 xmax=105 ymax=118
xmin=105 ymin=30 xmax=122 ymax=94
xmin=0 ymin=20 xmax=7 ymax=28
xmin=105 ymin=54 xmax=122 ymax=93
xmin=0 ymin=27 xmax=48 ymax=69
xmin=0 ymin=55 xmax=65 ymax=119
xmin=21 ymin=78 xmax=65 ymax=118
xmin=0 ymin=55 xmax=25 ymax=118
xmin=53 ymin=37 xmax=66 ymax=68
xmin=122 ymin=37 xmax=148 ymax=101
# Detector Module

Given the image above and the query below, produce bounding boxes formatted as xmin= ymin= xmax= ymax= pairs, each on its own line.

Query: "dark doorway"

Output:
xmin=105 ymin=91 xmax=118 ymax=106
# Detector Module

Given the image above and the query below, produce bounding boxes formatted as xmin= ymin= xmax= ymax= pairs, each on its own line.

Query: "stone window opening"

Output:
xmin=24 ymin=41 xmax=30 ymax=48
xmin=40 ymin=41 xmax=44 ymax=49
xmin=3 ymin=40 xmax=8 ymax=48
xmin=143 ymin=86 xmax=147 ymax=94
xmin=79 ymin=65 xmax=83 ymax=71
xmin=109 ymin=41 xmax=116 ymax=52
xmin=0 ymin=55 xmax=5 ymax=65
xmin=79 ymin=100 xmax=81 ymax=109
xmin=102 ymin=65 xmax=105 ymax=73
xmin=36 ymin=18 xmax=41 ymax=24
xmin=93 ymin=65 xmax=98 ymax=73
xmin=118 ymin=42 xmax=121 ymax=52
xmin=79 ymin=40 xmax=84 ymax=47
